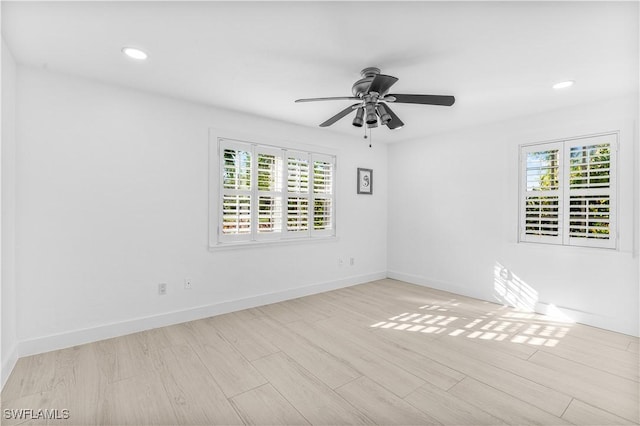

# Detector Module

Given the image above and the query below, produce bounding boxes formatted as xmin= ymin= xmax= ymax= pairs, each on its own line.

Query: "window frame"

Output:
xmin=212 ymin=136 xmax=337 ymax=248
xmin=518 ymin=132 xmax=618 ymax=250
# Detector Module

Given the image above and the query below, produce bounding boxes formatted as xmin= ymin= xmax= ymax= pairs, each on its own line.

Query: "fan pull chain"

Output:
xmin=362 ymin=126 xmax=371 ymax=148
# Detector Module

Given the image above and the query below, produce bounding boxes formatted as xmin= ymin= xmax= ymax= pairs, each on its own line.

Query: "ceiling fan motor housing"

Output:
xmin=351 ymin=67 xmax=381 ymax=97
xmin=352 ymin=78 xmax=373 ymax=97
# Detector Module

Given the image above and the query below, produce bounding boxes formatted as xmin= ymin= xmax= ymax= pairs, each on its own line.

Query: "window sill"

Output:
xmin=516 ymin=240 xmax=622 ymax=254
xmin=208 ymin=235 xmax=339 ymax=251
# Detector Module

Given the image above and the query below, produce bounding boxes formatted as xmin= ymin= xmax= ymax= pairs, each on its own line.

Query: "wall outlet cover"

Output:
xmin=158 ymin=283 xmax=167 ymax=295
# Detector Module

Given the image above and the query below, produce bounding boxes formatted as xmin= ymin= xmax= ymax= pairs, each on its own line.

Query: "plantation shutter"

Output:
xmin=519 ymin=133 xmax=617 ymax=249
xmin=219 ymin=140 xmax=253 ymax=242
xmin=520 ymin=143 xmax=563 ymax=244
xmin=286 ymin=151 xmax=311 ymax=236
xmin=214 ymin=137 xmax=336 ymax=246
xmin=312 ymin=154 xmax=335 ymax=236
xmin=564 ymin=134 xmax=617 ymax=248
xmin=255 ymin=146 xmax=284 ymax=240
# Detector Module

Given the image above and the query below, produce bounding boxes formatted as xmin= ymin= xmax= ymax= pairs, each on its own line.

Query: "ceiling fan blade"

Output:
xmin=379 ymin=102 xmax=404 ymax=129
xmin=388 ymin=94 xmax=455 ymax=106
xmin=295 ymin=96 xmax=360 ymax=103
xmin=368 ymin=74 xmax=398 ymax=95
xmin=319 ymin=103 xmax=360 ymax=127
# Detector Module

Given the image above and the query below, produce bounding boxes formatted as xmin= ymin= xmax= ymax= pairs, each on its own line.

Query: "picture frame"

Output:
xmin=357 ymin=168 xmax=373 ymax=194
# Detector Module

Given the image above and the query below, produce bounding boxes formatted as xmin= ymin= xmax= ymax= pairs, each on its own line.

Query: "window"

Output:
xmin=217 ymin=138 xmax=336 ymax=245
xmin=519 ymin=133 xmax=617 ymax=249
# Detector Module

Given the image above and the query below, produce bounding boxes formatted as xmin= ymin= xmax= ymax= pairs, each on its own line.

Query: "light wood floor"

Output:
xmin=2 ymin=279 xmax=639 ymax=425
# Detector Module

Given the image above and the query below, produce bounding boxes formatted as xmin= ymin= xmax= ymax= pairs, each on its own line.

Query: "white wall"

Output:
xmin=13 ymin=66 xmax=388 ymax=355
xmin=1 ymin=38 xmax=18 ymax=388
xmin=6 ymin=61 xmax=637 ymax=390
xmin=388 ymin=94 xmax=639 ymax=336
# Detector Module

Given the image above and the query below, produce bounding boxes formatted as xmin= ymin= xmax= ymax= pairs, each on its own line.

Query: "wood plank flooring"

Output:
xmin=2 ymin=279 xmax=638 ymax=425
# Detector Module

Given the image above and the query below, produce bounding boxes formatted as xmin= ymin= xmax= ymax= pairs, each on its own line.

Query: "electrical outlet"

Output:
xmin=184 ymin=278 xmax=192 ymax=290
xmin=158 ymin=283 xmax=167 ymax=295
xmin=350 ymin=257 xmax=355 ymax=266
xmin=338 ymin=258 xmax=344 ymax=267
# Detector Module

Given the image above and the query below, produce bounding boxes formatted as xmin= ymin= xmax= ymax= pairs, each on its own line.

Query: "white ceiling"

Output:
xmin=2 ymin=1 xmax=638 ymax=143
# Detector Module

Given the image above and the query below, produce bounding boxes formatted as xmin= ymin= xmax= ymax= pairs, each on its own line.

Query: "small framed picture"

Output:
xmin=357 ymin=168 xmax=373 ymax=194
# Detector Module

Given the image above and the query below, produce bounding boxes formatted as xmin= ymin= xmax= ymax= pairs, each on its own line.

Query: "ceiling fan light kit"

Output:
xmin=365 ymin=102 xmax=378 ymax=125
xmin=352 ymin=107 xmax=365 ymax=127
xmin=377 ymin=103 xmax=392 ymax=125
xmin=295 ymin=67 xmax=455 ymax=132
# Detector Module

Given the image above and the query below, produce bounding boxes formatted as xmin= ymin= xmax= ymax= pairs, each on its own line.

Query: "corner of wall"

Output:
xmin=0 ymin=343 xmax=17 ymax=390
xmin=1 ymin=36 xmax=19 ymax=391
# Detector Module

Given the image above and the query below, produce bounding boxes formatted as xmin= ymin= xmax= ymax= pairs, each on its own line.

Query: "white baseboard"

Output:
xmin=534 ymin=301 xmax=638 ymax=337
xmin=17 ymin=271 xmax=387 ymax=358
xmin=7 ymin=268 xmax=635 ymax=389
xmin=387 ymin=270 xmax=488 ymax=301
xmin=387 ymin=270 xmax=639 ymax=337
xmin=1 ymin=343 xmax=18 ymax=391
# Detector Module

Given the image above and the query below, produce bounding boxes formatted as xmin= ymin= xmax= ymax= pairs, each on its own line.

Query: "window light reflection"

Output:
xmin=370 ymin=306 xmax=569 ymax=349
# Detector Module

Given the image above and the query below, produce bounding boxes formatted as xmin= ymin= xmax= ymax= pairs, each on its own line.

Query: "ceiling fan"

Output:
xmin=295 ymin=67 xmax=455 ymax=130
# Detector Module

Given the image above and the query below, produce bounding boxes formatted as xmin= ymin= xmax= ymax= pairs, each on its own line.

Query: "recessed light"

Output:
xmin=552 ymin=80 xmax=574 ymax=90
xmin=122 ymin=47 xmax=148 ymax=60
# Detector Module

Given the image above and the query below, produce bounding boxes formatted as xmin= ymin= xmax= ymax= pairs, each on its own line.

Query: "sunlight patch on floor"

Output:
xmin=370 ymin=315 xmax=567 ymax=347
xmin=368 ymin=267 xmax=576 ymax=348
xmin=370 ymin=303 xmax=571 ymax=348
